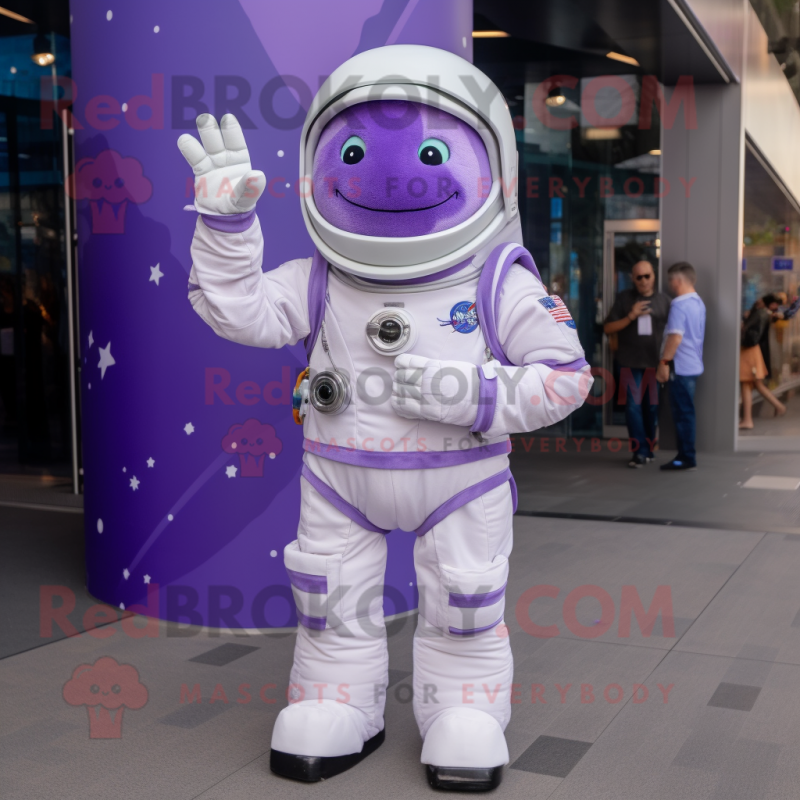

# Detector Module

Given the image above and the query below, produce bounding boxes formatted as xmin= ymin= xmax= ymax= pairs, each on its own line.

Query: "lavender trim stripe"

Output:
xmin=449 ymin=582 xmax=507 ymax=609
xmin=449 ymin=616 xmax=504 ymax=636
xmin=286 ymin=567 xmax=328 ymax=595
xmin=199 ymin=210 xmax=256 ymax=234
xmin=296 ymin=610 xmax=327 ymax=631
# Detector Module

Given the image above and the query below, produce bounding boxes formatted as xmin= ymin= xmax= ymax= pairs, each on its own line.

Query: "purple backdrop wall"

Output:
xmin=69 ymin=0 xmax=473 ymax=627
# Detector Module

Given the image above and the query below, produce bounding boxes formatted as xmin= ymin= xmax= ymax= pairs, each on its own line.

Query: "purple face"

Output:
xmin=312 ymin=100 xmax=491 ymax=238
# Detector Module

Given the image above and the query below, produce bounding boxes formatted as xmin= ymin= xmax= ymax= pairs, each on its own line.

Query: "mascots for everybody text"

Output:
xmin=178 ymin=45 xmax=591 ymax=791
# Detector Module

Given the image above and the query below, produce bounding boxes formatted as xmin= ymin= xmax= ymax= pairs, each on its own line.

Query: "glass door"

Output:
xmin=602 ymin=220 xmax=661 ymax=439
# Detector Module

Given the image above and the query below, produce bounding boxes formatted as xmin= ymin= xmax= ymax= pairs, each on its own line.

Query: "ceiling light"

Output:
xmin=0 ymin=5 xmax=35 ymax=24
xmin=472 ymin=30 xmax=510 ymax=38
xmin=606 ymin=52 xmax=640 ymax=67
xmin=31 ymin=33 xmax=55 ymax=67
xmin=545 ymin=87 xmax=567 ymax=107
xmin=585 ymin=127 xmax=622 ymax=140
xmin=649 ymin=149 xmax=662 ymax=155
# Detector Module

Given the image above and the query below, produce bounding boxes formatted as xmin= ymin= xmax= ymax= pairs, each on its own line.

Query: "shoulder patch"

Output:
xmin=538 ymin=295 xmax=577 ymax=329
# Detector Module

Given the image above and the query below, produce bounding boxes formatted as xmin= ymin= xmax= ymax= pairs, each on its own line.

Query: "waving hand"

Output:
xmin=177 ymin=113 xmax=265 ymax=216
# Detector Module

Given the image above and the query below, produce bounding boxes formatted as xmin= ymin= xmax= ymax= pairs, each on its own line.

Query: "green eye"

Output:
xmin=418 ymin=138 xmax=449 ymax=165
xmin=341 ymin=136 xmax=365 ymax=164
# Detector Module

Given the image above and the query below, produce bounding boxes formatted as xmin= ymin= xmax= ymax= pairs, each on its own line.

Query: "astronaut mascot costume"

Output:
xmin=178 ymin=45 xmax=591 ymax=791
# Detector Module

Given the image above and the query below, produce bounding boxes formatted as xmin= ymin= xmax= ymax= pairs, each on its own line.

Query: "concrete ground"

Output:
xmin=3 ymin=448 xmax=800 ymax=799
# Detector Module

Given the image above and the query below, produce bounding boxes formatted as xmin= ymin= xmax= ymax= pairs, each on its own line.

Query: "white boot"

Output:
xmin=271 ymin=699 xmax=369 ymax=758
xmin=270 ymin=696 xmax=385 ymax=782
xmin=421 ymin=707 xmax=509 ymax=769
xmin=421 ymin=708 xmax=508 ymax=791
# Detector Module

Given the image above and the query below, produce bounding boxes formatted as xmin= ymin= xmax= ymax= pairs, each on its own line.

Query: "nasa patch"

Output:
xmin=538 ymin=295 xmax=577 ymax=329
xmin=439 ymin=301 xmax=479 ymax=334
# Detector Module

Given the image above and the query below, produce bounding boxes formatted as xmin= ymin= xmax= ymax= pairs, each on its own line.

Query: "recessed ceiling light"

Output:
xmin=606 ymin=52 xmax=640 ymax=67
xmin=585 ymin=127 xmax=622 ymax=140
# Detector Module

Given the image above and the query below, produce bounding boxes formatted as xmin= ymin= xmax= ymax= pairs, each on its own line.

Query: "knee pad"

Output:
xmin=284 ymin=539 xmax=343 ymax=631
xmin=421 ymin=554 xmax=509 ymax=637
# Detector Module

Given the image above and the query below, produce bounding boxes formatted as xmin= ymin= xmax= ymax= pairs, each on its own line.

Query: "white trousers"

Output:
xmin=284 ymin=452 xmax=514 ymax=742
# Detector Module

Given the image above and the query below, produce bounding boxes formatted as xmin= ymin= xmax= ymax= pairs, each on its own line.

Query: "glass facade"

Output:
xmin=0 ymin=35 xmax=73 ymax=474
xmin=474 ymin=46 xmax=662 ymax=437
xmin=741 ymin=144 xmax=800 ymax=432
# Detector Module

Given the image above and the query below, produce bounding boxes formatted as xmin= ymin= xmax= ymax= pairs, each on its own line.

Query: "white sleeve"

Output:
xmin=187 ymin=215 xmax=311 ymax=349
xmin=475 ymin=264 xmax=593 ymax=437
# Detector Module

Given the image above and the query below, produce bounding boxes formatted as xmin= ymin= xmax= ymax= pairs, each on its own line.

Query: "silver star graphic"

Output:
xmin=225 ymin=465 xmax=238 ymax=478
xmin=143 ymin=574 xmax=151 ymax=584
xmin=129 ymin=475 xmax=140 ymax=491
xmin=146 ymin=457 xmax=155 ymax=468
xmin=98 ymin=342 xmax=116 ymax=379
xmin=149 ymin=263 xmax=164 ymax=286
xmin=184 ymin=422 xmax=195 ymax=435
xmin=123 ymin=568 xmax=130 ymax=580
xmin=88 ymin=331 xmax=94 ymax=348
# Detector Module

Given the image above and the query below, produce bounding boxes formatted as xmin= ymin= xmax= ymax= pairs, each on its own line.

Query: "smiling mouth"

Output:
xmin=334 ymin=188 xmax=458 ymax=213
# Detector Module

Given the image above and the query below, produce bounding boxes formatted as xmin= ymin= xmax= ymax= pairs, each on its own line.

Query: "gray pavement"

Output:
xmin=4 ymin=491 xmax=800 ymax=798
xmin=510 ymin=443 xmax=800 ymax=534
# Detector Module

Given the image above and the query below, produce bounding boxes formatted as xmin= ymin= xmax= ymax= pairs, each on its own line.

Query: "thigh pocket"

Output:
xmin=441 ymin=554 xmax=509 ymax=636
xmin=284 ymin=540 xmax=343 ymax=630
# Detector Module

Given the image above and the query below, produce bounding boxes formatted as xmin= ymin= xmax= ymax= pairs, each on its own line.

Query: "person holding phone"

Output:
xmin=604 ymin=260 xmax=671 ymax=467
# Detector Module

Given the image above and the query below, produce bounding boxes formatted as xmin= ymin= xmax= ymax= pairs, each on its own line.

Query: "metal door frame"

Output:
xmin=602 ymin=219 xmax=661 ymax=439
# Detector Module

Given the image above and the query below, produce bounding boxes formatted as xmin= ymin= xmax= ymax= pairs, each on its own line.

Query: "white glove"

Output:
xmin=391 ymin=354 xmax=479 ymax=428
xmin=177 ymin=113 xmax=265 ymax=216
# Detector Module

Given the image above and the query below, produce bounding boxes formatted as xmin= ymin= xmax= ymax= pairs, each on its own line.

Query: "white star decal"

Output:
xmin=143 ymin=574 xmax=151 ymax=584
xmin=98 ymin=342 xmax=116 ymax=379
xmin=225 ymin=465 xmax=238 ymax=478
xmin=88 ymin=331 xmax=94 ymax=348
xmin=146 ymin=457 xmax=155 ymax=468
xmin=149 ymin=263 xmax=164 ymax=286
xmin=184 ymin=422 xmax=195 ymax=435
xmin=123 ymin=568 xmax=130 ymax=580
xmin=129 ymin=475 xmax=140 ymax=491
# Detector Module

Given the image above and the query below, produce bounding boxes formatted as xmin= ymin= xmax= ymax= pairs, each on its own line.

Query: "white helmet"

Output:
xmin=299 ymin=44 xmax=520 ymax=280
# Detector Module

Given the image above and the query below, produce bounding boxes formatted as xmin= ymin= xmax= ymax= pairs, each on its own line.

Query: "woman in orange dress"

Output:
xmin=739 ymin=294 xmax=786 ymax=429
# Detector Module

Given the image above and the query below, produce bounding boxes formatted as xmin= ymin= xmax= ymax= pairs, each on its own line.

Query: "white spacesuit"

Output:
xmin=179 ymin=45 xmax=591 ymax=791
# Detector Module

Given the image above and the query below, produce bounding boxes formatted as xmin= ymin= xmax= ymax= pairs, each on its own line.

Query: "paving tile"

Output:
xmin=546 ymin=650 xmax=800 ymax=800
xmin=159 ymin=701 xmax=232 ymax=728
xmin=741 ymin=476 xmax=800 ymax=491
xmin=706 ymin=682 xmax=761 ymax=712
xmin=387 ymin=668 xmax=411 ymax=688
xmin=511 ymin=735 xmax=592 ymax=778
xmin=675 ymin=532 xmax=800 ymax=664
xmin=507 ymin=516 xmax=761 ymax=650
xmin=530 ymin=542 xmax=573 ymax=558
xmin=188 ymin=643 xmax=260 ymax=666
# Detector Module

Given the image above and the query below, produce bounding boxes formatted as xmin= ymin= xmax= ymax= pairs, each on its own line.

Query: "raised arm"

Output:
xmin=178 ymin=113 xmax=310 ymax=349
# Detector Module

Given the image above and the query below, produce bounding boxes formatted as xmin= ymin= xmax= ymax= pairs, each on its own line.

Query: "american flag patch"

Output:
xmin=538 ymin=295 xmax=577 ymax=329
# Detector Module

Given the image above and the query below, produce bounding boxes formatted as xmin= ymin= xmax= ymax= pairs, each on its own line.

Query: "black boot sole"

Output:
xmin=270 ymin=728 xmax=385 ymax=782
xmin=426 ymin=765 xmax=503 ymax=792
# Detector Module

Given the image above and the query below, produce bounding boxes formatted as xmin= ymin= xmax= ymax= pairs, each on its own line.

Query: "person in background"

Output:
xmin=603 ymin=259 xmax=671 ymax=468
xmin=656 ymin=262 xmax=706 ymax=471
xmin=739 ymin=293 xmax=786 ymax=429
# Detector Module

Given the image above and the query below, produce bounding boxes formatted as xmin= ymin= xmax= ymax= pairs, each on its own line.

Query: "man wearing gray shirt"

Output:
xmin=604 ymin=260 xmax=671 ymax=467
